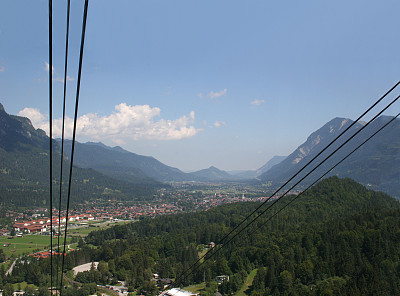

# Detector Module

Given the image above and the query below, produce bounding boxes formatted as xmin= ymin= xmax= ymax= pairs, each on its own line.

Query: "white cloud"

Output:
xmin=208 ymin=88 xmax=227 ymax=99
xmin=44 ymin=62 xmax=74 ymax=82
xmin=214 ymin=121 xmax=226 ymax=128
xmin=18 ymin=108 xmax=47 ymax=127
xmin=44 ymin=62 xmax=55 ymax=74
xmin=251 ymin=99 xmax=265 ymax=106
xmin=0 ymin=66 xmax=5 ymax=72
xmin=18 ymin=103 xmax=201 ymax=141
xmin=54 ymin=75 xmax=74 ymax=83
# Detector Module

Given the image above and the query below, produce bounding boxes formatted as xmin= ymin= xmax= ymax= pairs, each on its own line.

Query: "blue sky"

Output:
xmin=1 ymin=0 xmax=400 ymax=171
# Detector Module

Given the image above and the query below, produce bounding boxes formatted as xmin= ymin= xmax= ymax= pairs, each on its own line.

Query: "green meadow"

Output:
xmin=0 ymin=235 xmax=71 ymax=258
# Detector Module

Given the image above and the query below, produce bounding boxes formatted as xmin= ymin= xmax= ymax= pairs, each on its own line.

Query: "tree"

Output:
xmin=0 ymin=249 xmax=5 ymax=263
xmin=37 ymin=286 xmax=50 ymax=296
xmin=3 ymin=283 xmax=14 ymax=296
xmin=24 ymin=285 xmax=36 ymax=296
xmin=77 ymin=238 xmax=85 ymax=248
xmin=279 ymin=270 xmax=293 ymax=292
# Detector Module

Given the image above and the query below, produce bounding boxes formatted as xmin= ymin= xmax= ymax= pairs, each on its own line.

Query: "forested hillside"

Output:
xmin=0 ymin=105 xmax=159 ymax=207
xmin=0 ymin=146 xmax=158 ymax=207
xmin=6 ymin=177 xmax=400 ymax=295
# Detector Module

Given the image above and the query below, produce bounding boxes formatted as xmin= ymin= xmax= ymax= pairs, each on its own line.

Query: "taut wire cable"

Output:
xmin=60 ymin=0 xmax=89 ymax=293
xmin=57 ymin=0 xmax=71 ymax=291
xmin=48 ymin=0 xmax=54 ymax=292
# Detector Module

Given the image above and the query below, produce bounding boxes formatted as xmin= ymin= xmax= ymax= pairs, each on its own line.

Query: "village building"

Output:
xmin=161 ymin=288 xmax=199 ymax=296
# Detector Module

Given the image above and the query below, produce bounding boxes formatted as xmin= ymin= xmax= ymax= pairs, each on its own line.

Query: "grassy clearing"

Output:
xmin=0 ymin=235 xmax=71 ymax=257
xmin=0 ymin=260 xmax=12 ymax=271
xmin=12 ymin=282 xmax=38 ymax=291
xmin=69 ymin=220 xmax=132 ymax=237
xmin=184 ymin=282 xmax=206 ymax=294
xmin=198 ymin=249 xmax=208 ymax=263
xmin=0 ymin=220 xmax=130 ymax=260
xmin=236 ymin=268 xmax=258 ymax=296
xmin=0 ymin=235 xmax=49 ymax=257
xmin=69 ymin=226 xmax=94 ymax=237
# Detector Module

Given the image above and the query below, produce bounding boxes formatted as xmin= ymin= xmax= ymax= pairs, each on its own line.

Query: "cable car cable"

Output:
xmin=57 ymin=0 xmax=71 ymax=291
xmin=172 ymin=90 xmax=400 ymax=287
xmin=60 ymin=1 xmax=89 ymax=293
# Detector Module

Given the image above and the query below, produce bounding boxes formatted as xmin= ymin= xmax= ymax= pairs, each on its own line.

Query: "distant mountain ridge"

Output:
xmin=61 ymin=139 xmax=175 ymax=184
xmin=189 ymin=166 xmax=233 ymax=181
xmin=256 ymin=155 xmax=287 ymax=175
xmin=259 ymin=117 xmax=362 ymax=182
xmin=0 ymin=104 xmax=159 ymax=207
xmin=259 ymin=116 xmax=400 ymax=198
xmin=3 ymin=101 xmax=400 ymax=197
xmin=62 ymin=140 xmax=243 ymax=183
xmin=227 ymin=156 xmax=287 ymax=179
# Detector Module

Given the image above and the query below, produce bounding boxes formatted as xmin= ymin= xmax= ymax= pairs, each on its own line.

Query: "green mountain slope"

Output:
xmin=61 ymin=140 xmax=191 ymax=182
xmin=62 ymin=140 xmax=241 ymax=183
xmin=9 ymin=177 xmax=400 ymax=295
xmin=77 ymin=177 xmax=400 ymax=295
xmin=0 ymin=105 xmax=158 ymax=207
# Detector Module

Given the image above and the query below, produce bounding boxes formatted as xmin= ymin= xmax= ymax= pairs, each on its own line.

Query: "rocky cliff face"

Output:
xmin=0 ymin=104 xmax=48 ymax=151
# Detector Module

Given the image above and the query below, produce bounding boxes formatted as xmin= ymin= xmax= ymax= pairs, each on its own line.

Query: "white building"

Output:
xmin=160 ymin=288 xmax=198 ymax=296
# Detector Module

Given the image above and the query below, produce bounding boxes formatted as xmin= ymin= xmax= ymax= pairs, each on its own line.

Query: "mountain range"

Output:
xmin=259 ymin=116 xmax=400 ymax=197
xmin=61 ymin=140 xmax=246 ymax=183
xmin=1 ymin=101 xmax=400 ymax=203
xmin=0 ymin=103 xmax=160 ymax=207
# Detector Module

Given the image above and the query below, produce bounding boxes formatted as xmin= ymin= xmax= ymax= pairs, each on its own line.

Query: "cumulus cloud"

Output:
xmin=214 ymin=121 xmax=226 ymax=128
xmin=0 ymin=66 xmax=5 ymax=72
xmin=18 ymin=108 xmax=47 ymax=127
xmin=208 ymin=88 xmax=227 ymax=99
xmin=251 ymin=99 xmax=265 ymax=106
xmin=18 ymin=103 xmax=201 ymax=141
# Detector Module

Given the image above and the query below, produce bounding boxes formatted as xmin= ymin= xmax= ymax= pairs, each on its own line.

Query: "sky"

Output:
xmin=1 ymin=0 xmax=400 ymax=172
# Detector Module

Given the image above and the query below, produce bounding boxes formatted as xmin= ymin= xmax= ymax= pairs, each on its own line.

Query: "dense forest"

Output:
xmin=0 ymin=144 xmax=159 ymax=208
xmin=4 ymin=177 xmax=400 ymax=295
xmin=0 ymin=106 xmax=161 ymax=208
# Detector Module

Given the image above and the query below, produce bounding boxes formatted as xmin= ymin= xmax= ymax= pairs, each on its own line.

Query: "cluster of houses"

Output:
xmin=28 ymin=250 xmax=69 ymax=259
xmin=12 ymin=214 xmax=94 ymax=234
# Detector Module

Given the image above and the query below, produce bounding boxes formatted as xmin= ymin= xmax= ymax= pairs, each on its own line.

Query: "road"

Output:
xmin=5 ymin=258 xmax=17 ymax=276
xmin=72 ymin=262 xmax=99 ymax=276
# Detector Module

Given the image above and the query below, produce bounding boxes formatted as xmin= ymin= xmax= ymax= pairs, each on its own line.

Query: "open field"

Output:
xmin=0 ymin=220 xmax=131 ymax=259
xmin=0 ymin=235 xmax=71 ymax=257
xmin=184 ymin=282 xmax=206 ymax=294
xmin=236 ymin=268 xmax=258 ymax=296
xmin=183 ymin=269 xmax=257 ymax=296
xmin=12 ymin=282 xmax=38 ymax=291
xmin=69 ymin=220 xmax=132 ymax=237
